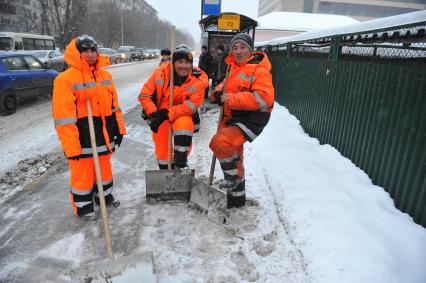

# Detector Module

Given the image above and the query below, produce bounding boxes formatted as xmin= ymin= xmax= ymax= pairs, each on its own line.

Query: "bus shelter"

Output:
xmin=199 ymin=13 xmax=257 ymax=53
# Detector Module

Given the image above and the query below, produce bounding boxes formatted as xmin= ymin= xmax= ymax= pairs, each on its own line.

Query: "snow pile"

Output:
xmin=245 ymin=103 xmax=426 ymax=283
xmin=0 ymin=152 xmax=64 ymax=204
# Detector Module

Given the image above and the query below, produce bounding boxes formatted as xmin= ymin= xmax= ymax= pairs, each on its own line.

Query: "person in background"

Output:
xmin=52 ymin=35 xmax=126 ymax=221
xmin=159 ymin=48 xmax=171 ymax=65
xmin=139 ymin=45 xmax=208 ymax=170
xmin=213 ymin=44 xmax=228 ymax=87
xmin=198 ymin=45 xmax=214 ymax=98
xmin=209 ymin=33 xmax=275 ymax=208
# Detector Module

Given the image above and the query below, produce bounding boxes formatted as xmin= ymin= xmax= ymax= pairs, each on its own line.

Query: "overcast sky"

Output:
xmin=145 ymin=0 xmax=259 ymax=45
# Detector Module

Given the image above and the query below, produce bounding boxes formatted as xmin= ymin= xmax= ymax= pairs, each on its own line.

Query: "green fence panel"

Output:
xmin=268 ymin=55 xmax=426 ymax=227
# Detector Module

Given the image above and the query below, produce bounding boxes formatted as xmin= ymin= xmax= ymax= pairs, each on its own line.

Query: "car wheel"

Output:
xmin=0 ymin=91 xmax=18 ymax=116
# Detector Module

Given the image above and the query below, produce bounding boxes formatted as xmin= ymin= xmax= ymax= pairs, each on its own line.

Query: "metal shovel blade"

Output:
xmin=145 ymin=170 xmax=194 ymax=203
xmin=189 ymin=178 xmax=229 ymax=225
xmin=70 ymin=251 xmax=156 ymax=283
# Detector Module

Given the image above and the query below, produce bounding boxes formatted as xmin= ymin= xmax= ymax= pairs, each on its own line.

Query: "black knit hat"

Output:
xmin=231 ymin=33 xmax=254 ymax=52
xmin=161 ymin=48 xmax=171 ymax=56
xmin=76 ymin=35 xmax=98 ymax=53
xmin=172 ymin=44 xmax=193 ymax=63
xmin=217 ymin=44 xmax=224 ymax=51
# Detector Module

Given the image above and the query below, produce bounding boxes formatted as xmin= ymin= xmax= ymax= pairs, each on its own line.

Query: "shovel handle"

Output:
xmin=86 ymin=100 xmax=113 ymax=259
xmin=168 ymin=26 xmax=176 ymax=170
xmin=208 ymin=66 xmax=230 ymax=186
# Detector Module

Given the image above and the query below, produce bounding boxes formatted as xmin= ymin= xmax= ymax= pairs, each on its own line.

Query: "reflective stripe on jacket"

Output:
xmin=139 ymin=62 xmax=208 ymax=125
xmin=210 ymin=51 xmax=275 ymax=142
xmin=52 ymin=38 xmax=126 ymax=158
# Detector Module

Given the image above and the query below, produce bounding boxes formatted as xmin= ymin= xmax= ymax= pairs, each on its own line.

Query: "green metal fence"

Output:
xmin=258 ymin=19 xmax=426 ymax=227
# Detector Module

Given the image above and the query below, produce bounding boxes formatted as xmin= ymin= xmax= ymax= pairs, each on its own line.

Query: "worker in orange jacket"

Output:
xmin=52 ymin=35 xmax=127 ymax=221
xmin=139 ymin=45 xmax=208 ymax=170
xmin=209 ymin=33 xmax=275 ymax=208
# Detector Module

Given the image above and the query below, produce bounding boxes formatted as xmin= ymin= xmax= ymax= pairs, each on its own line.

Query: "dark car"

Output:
xmin=0 ymin=52 xmax=59 ymax=115
xmin=130 ymin=48 xmax=143 ymax=61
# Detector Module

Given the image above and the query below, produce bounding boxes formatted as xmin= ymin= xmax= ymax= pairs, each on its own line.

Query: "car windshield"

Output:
xmin=99 ymin=48 xmax=108 ymax=54
xmin=0 ymin=37 xmax=12 ymax=51
xmin=117 ymin=49 xmax=127 ymax=53
xmin=31 ymin=51 xmax=48 ymax=58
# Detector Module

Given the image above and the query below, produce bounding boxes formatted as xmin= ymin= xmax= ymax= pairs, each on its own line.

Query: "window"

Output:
xmin=35 ymin=39 xmax=45 ymax=49
xmin=23 ymin=38 xmax=35 ymax=50
xmin=1 ymin=18 xmax=11 ymax=24
xmin=23 ymin=56 xmax=44 ymax=70
xmin=45 ymin=40 xmax=54 ymax=49
xmin=14 ymin=41 xmax=23 ymax=50
xmin=0 ymin=37 xmax=12 ymax=51
xmin=55 ymin=51 xmax=63 ymax=57
xmin=3 ymin=57 xmax=28 ymax=71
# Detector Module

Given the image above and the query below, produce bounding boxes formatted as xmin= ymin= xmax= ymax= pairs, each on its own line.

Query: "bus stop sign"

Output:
xmin=203 ymin=0 xmax=221 ymax=16
xmin=218 ymin=14 xmax=240 ymax=30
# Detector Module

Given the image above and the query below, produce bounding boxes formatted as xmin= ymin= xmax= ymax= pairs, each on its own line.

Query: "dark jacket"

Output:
xmin=213 ymin=52 xmax=228 ymax=83
xmin=198 ymin=52 xmax=213 ymax=77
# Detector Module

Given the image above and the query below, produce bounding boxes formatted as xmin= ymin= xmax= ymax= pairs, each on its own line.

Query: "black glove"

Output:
xmin=214 ymin=91 xmax=223 ymax=106
xmin=149 ymin=109 xmax=169 ymax=133
xmin=148 ymin=110 xmax=158 ymax=119
xmin=115 ymin=134 xmax=123 ymax=147
xmin=68 ymin=155 xmax=80 ymax=161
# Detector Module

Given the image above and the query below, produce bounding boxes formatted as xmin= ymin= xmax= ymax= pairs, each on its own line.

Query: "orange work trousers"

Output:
xmin=152 ymin=115 xmax=194 ymax=169
xmin=69 ymin=154 xmax=113 ymax=216
xmin=209 ymin=124 xmax=246 ymax=180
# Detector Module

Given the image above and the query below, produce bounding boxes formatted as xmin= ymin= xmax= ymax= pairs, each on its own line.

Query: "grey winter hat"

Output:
xmin=231 ymin=33 xmax=254 ymax=52
xmin=173 ymin=44 xmax=193 ymax=63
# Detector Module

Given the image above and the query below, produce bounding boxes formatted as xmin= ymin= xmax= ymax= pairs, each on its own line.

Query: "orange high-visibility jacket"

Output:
xmin=52 ymin=38 xmax=126 ymax=159
xmin=211 ymin=51 xmax=275 ymax=142
xmin=139 ymin=62 xmax=208 ymax=123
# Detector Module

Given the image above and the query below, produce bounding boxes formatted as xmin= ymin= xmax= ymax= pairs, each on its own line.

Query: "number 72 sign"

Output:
xmin=218 ymin=14 xmax=240 ymax=30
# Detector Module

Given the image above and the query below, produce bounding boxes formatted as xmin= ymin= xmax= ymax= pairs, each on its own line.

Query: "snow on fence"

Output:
xmin=256 ymin=11 xmax=426 ymax=227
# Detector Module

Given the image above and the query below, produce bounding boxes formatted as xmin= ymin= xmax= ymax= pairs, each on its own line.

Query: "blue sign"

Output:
xmin=203 ymin=0 xmax=221 ymax=16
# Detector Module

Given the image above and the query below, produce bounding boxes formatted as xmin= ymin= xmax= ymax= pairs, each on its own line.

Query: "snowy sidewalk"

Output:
xmin=0 ymin=103 xmax=425 ymax=283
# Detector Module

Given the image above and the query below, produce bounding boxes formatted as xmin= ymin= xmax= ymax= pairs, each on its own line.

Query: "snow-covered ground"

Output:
xmin=0 ymin=58 xmax=425 ymax=283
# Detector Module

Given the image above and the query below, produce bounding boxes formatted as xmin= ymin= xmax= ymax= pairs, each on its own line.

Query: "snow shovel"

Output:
xmin=145 ymin=26 xmax=194 ymax=203
xmin=70 ymin=100 xmax=156 ymax=282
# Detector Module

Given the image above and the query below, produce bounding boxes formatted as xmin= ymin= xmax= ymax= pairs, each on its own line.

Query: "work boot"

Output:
xmin=95 ymin=195 xmax=120 ymax=208
xmin=227 ymin=180 xmax=246 ymax=209
xmin=80 ymin=211 xmax=98 ymax=221
xmin=219 ymin=178 xmax=243 ymax=191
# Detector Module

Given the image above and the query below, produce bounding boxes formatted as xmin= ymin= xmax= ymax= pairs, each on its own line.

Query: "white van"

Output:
xmin=0 ymin=32 xmax=56 ymax=51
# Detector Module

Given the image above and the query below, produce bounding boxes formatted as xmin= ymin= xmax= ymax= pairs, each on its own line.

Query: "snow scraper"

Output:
xmin=70 ymin=100 xmax=156 ymax=282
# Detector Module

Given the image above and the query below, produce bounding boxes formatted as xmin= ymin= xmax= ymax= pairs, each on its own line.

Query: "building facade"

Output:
xmin=258 ymin=0 xmax=426 ymax=20
xmin=0 ymin=0 xmax=42 ymax=34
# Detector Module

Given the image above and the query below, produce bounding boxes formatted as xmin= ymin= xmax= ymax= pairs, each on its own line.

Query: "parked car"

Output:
xmin=26 ymin=50 xmax=67 ymax=72
xmin=0 ymin=52 xmax=58 ymax=115
xmin=99 ymin=47 xmax=117 ymax=64
xmin=130 ymin=48 xmax=143 ymax=61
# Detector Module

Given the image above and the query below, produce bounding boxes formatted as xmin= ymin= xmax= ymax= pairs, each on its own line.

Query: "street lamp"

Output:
xmin=120 ymin=0 xmax=124 ymax=46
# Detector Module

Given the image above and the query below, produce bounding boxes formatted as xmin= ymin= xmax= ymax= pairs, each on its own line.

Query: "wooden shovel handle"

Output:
xmin=86 ymin=99 xmax=113 ymax=259
xmin=168 ymin=26 xmax=176 ymax=170
xmin=208 ymin=66 xmax=230 ymax=186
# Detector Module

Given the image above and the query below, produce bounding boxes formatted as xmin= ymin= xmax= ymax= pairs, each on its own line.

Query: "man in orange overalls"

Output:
xmin=139 ymin=45 xmax=208 ymax=170
xmin=52 ymin=35 xmax=126 ymax=221
xmin=209 ymin=33 xmax=275 ymax=208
